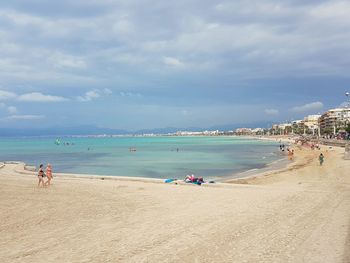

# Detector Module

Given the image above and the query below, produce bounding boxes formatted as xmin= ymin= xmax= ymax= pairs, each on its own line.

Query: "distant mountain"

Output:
xmin=0 ymin=121 xmax=272 ymax=137
xmin=0 ymin=125 xmax=128 ymax=137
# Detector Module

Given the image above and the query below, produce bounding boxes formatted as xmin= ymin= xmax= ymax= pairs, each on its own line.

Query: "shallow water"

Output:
xmin=0 ymin=136 xmax=284 ymax=180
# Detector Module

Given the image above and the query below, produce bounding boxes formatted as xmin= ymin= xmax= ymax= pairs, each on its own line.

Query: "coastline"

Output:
xmin=3 ymin=153 xmax=291 ymax=185
xmin=0 ymin=135 xmax=287 ymax=181
xmin=223 ymin=156 xmax=291 ymax=182
xmin=220 ymin=134 xmax=295 ymax=182
xmin=5 ymin=134 xmax=340 ymax=186
xmin=0 ymin=135 xmax=290 ymax=183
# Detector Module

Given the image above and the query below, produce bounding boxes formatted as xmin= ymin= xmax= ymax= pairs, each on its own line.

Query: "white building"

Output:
xmin=303 ymin=115 xmax=321 ymax=135
xmin=235 ymin=128 xmax=252 ymax=135
xmin=319 ymin=108 xmax=350 ymax=134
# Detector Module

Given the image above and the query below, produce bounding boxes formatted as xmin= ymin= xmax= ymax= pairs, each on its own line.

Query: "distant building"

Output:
xmin=235 ymin=128 xmax=252 ymax=135
xmin=251 ymin=128 xmax=264 ymax=134
xmin=271 ymin=123 xmax=292 ymax=135
xmin=319 ymin=108 xmax=350 ymax=134
xmin=303 ymin=115 xmax=321 ymax=135
xmin=175 ymin=130 xmax=222 ymax=136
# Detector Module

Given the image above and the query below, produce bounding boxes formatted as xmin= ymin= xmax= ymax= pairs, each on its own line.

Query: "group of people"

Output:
xmin=310 ymin=143 xmax=321 ymax=150
xmin=279 ymin=144 xmax=286 ymax=152
xmin=279 ymin=144 xmax=295 ymax=160
xmin=37 ymin=163 xmax=53 ymax=187
xmin=282 ymin=140 xmax=325 ymax=166
xmin=185 ymin=174 xmax=204 ymax=185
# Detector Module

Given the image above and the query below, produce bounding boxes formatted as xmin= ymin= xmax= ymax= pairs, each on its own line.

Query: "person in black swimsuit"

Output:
xmin=37 ymin=164 xmax=45 ymax=187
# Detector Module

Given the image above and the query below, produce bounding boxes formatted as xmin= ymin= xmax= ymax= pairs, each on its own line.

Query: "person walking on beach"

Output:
xmin=288 ymin=149 xmax=294 ymax=160
xmin=45 ymin=163 xmax=53 ymax=186
xmin=319 ymin=153 xmax=324 ymax=166
xmin=37 ymin=164 xmax=45 ymax=187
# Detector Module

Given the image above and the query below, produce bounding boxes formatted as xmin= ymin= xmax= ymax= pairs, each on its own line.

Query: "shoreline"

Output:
xmin=0 ymin=144 xmax=324 ymax=187
xmin=0 ymin=136 xmax=296 ymax=184
xmin=2 ymin=134 xmax=337 ymax=186
xmin=0 ymin=135 xmax=287 ymax=182
xmin=1 ymin=153 xmax=291 ymax=185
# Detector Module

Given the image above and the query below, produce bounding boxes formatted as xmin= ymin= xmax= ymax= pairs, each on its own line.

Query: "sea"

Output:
xmin=0 ymin=136 xmax=286 ymax=180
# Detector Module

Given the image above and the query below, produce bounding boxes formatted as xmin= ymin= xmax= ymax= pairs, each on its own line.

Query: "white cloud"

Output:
xmin=290 ymin=102 xmax=324 ymax=113
xmin=0 ymin=90 xmax=17 ymax=101
xmin=119 ymin=91 xmax=141 ymax=97
xmin=6 ymin=114 xmax=45 ymax=120
xmin=162 ymin=56 xmax=184 ymax=67
xmin=17 ymin=92 xmax=68 ymax=102
xmin=77 ymin=90 xmax=101 ymax=102
xmin=7 ymin=106 xmax=18 ymax=114
xmin=77 ymin=89 xmax=112 ymax=102
xmin=264 ymin=109 xmax=279 ymax=115
xmin=0 ymin=102 xmax=6 ymax=108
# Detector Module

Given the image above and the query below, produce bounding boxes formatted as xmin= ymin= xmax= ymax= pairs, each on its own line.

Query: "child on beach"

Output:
xmin=37 ymin=164 xmax=45 ymax=187
xmin=45 ymin=164 xmax=53 ymax=186
xmin=319 ymin=153 xmax=324 ymax=166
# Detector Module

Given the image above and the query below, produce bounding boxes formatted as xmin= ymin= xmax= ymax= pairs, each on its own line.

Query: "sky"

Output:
xmin=0 ymin=0 xmax=350 ymax=131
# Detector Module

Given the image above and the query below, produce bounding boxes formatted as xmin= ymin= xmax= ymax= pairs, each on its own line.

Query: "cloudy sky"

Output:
xmin=0 ymin=0 xmax=349 ymax=130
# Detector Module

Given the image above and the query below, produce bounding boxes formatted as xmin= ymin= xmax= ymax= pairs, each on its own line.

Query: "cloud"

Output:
xmin=77 ymin=90 xmax=100 ymax=102
xmin=1 ymin=1 xmax=350 ymax=84
xmin=119 ymin=91 xmax=141 ymax=97
xmin=7 ymin=106 xmax=17 ymax=114
xmin=290 ymin=102 xmax=324 ymax=113
xmin=17 ymin=92 xmax=68 ymax=102
xmin=6 ymin=114 xmax=45 ymax=120
xmin=103 ymin=88 xmax=112 ymax=95
xmin=0 ymin=90 xmax=17 ymax=101
xmin=77 ymin=88 xmax=112 ymax=102
xmin=264 ymin=109 xmax=279 ymax=115
xmin=48 ymin=52 xmax=87 ymax=69
xmin=0 ymin=1 xmax=349 ymax=130
xmin=162 ymin=57 xmax=184 ymax=67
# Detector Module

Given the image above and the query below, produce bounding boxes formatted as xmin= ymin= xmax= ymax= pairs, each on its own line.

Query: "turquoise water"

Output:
xmin=0 ymin=136 xmax=283 ymax=180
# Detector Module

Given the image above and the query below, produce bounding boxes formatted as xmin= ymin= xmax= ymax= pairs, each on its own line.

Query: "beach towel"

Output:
xmin=165 ymin=179 xmax=177 ymax=183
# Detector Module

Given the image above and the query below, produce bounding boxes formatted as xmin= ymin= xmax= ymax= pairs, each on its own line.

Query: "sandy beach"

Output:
xmin=0 ymin=144 xmax=349 ymax=263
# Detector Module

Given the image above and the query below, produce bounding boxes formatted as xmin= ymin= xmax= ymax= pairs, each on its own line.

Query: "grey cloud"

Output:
xmin=1 ymin=0 xmax=349 ymax=83
xmin=0 ymin=0 xmax=112 ymax=18
xmin=0 ymin=1 xmax=349 ymax=130
xmin=0 ymin=90 xmax=17 ymax=101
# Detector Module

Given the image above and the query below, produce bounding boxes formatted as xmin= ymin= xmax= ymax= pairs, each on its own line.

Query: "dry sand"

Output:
xmin=0 ymin=145 xmax=349 ymax=263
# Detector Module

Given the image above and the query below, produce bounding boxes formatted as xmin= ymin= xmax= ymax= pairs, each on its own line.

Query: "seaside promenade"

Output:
xmin=0 ymin=144 xmax=349 ymax=263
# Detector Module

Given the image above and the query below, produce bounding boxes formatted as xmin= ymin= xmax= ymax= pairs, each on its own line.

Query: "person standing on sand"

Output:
xmin=37 ymin=164 xmax=45 ymax=187
xmin=319 ymin=153 xmax=324 ymax=166
xmin=288 ymin=149 xmax=294 ymax=160
xmin=45 ymin=164 xmax=53 ymax=186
